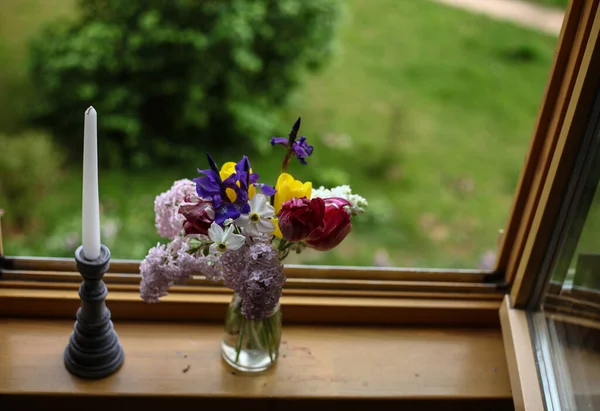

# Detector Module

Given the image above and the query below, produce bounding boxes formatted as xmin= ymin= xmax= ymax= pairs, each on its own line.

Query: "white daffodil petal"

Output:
xmin=223 ymin=224 xmax=234 ymax=239
xmin=252 ymin=194 xmax=267 ymax=211
xmin=235 ymin=214 xmax=250 ymax=228
xmin=259 ymin=202 xmax=275 ymax=218
xmin=227 ymin=234 xmax=246 ymax=250
xmin=257 ymin=219 xmax=275 ymax=234
xmin=244 ymin=224 xmax=260 ymax=237
xmin=208 ymin=222 xmax=224 ymax=243
xmin=209 ymin=243 xmax=219 ymax=254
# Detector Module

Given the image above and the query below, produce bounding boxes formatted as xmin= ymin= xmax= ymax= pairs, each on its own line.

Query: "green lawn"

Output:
xmin=1 ymin=0 xmax=559 ymax=268
xmin=531 ymin=0 xmax=569 ymax=8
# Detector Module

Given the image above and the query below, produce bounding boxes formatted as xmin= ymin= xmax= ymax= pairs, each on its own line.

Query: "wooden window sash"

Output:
xmin=497 ymin=2 xmax=600 ymax=409
xmin=500 ymin=296 xmax=545 ymax=411
xmin=0 ymin=255 xmax=503 ymax=325
xmin=496 ymin=0 xmax=596 ymax=288
xmin=2 ymin=255 xmax=494 ymax=282
xmin=507 ymin=0 xmax=600 ymax=307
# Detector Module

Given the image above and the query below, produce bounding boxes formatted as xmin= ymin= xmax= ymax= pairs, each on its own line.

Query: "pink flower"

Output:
xmin=154 ymin=179 xmax=196 ymax=239
xmin=277 ymin=197 xmax=325 ymax=242
xmin=140 ymin=236 xmax=214 ymax=303
xmin=306 ymin=198 xmax=352 ymax=251
xmin=178 ymin=196 xmax=215 ymax=236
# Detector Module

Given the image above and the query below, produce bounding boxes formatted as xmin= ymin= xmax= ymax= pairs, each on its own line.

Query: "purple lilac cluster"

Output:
xmin=154 ymin=179 xmax=196 ymax=239
xmin=140 ymin=236 xmax=207 ymax=302
xmin=219 ymin=237 xmax=285 ymax=320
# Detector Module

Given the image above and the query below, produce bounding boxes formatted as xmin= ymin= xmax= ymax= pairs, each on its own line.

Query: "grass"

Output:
xmin=1 ymin=0 xmax=559 ymax=268
xmin=530 ymin=0 xmax=569 ymax=8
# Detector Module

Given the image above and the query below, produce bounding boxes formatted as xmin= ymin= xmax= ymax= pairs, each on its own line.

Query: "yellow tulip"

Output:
xmin=219 ymin=162 xmax=256 ymax=202
xmin=272 ymin=217 xmax=283 ymax=238
xmin=273 ymin=173 xmax=312 ymax=213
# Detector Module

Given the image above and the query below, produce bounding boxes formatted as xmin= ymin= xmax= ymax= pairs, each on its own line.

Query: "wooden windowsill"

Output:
xmin=0 ymin=319 xmax=512 ymax=410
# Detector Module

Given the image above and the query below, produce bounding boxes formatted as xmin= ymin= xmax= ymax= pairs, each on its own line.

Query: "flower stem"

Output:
xmin=235 ymin=318 xmax=246 ymax=363
xmin=281 ymin=152 xmax=291 ymax=173
xmin=264 ymin=320 xmax=274 ymax=361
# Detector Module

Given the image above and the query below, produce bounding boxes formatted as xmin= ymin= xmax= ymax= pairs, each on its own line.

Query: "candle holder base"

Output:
xmin=64 ymin=309 xmax=124 ymax=379
xmin=64 ymin=245 xmax=124 ymax=379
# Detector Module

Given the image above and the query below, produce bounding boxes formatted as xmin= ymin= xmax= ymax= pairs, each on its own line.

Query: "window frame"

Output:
xmin=0 ymin=1 xmax=587 ymax=329
xmin=1 ymin=0 xmax=598 ymax=407
xmin=0 ymin=255 xmax=502 ymax=325
xmin=499 ymin=0 xmax=600 ymax=409
xmin=0 ymin=0 xmax=591 ymax=325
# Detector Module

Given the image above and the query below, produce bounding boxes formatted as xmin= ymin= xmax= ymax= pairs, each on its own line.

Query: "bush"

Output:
xmin=0 ymin=131 xmax=64 ymax=230
xmin=29 ymin=0 xmax=343 ymax=168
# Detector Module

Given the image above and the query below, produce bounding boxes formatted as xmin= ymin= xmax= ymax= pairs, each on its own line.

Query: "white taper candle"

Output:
xmin=82 ymin=106 xmax=101 ymax=260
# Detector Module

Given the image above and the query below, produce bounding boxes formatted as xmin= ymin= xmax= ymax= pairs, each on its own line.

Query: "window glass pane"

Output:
xmin=530 ymin=73 xmax=600 ymax=409
xmin=0 ymin=0 xmax=564 ymax=267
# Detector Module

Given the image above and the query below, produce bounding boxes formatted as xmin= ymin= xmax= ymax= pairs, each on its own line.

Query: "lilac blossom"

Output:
xmin=140 ymin=236 xmax=206 ymax=303
xmin=154 ymin=179 xmax=196 ymax=239
xmin=219 ymin=238 xmax=285 ymax=320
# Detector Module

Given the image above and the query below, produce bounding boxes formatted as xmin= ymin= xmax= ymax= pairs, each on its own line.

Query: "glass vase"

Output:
xmin=221 ymin=293 xmax=282 ymax=372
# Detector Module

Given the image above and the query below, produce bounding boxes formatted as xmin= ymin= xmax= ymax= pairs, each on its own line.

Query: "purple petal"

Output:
xmin=212 ymin=193 xmax=224 ymax=209
xmin=235 ymin=186 xmax=249 ymax=203
xmin=235 ymin=157 xmax=245 ymax=174
xmin=222 ymin=173 xmax=238 ymax=189
xmin=194 ymin=172 xmax=221 ymax=198
xmin=198 ymin=168 xmax=221 ymax=182
xmin=215 ymin=203 xmax=242 ymax=225
xmin=255 ymin=183 xmax=276 ymax=196
xmin=291 ymin=136 xmax=314 ymax=165
xmin=206 ymin=153 xmax=220 ymax=175
xmin=237 ymin=202 xmax=251 ymax=214
xmin=270 ymin=137 xmax=289 ymax=147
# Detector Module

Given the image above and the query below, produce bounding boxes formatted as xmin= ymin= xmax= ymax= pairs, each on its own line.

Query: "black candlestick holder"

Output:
xmin=64 ymin=244 xmax=124 ymax=379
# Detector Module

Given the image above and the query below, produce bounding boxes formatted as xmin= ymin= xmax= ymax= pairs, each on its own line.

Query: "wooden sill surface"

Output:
xmin=0 ymin=319 xmax=512 ymax=408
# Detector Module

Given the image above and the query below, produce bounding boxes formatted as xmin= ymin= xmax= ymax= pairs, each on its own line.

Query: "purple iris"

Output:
xmin=292 ymin=136 xmax=314 ymax=165
xmin=194 ymin=168 xmax=225 ymax=208
xmin=226 ymin=156 xmax=276 ymax=198
xmin=270 ymin=117 xmax=314 ymax=167
xmin=229 ymin=156 xmax=257 ymax=202
xmin=194 ymin=154 xmax=250 ymax=225
xmin=194 ymin=154 xmax=276 ymax=225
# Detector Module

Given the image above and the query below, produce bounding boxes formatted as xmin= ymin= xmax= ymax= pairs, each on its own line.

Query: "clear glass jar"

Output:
xmin=221 ymin=293 xmax=282 ymax=372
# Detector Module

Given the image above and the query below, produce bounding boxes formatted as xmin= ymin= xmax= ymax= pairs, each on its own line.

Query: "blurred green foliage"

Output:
xmin=0 ymin=131 xmax=63 ymax=230
xmin=29 ymin=0 xmax=343 ymax=168
xmin=531 ymin=0 xmax=569 ymax=7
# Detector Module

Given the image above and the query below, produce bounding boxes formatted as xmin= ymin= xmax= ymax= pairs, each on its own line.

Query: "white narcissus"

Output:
xmin=235 ymin=194 xmax=276 ymax=236
xmin=208 ymin=222 xmax=245 ymax=253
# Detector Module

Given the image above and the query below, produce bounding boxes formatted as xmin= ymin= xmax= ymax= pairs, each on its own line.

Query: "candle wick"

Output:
xmin=86 ymin=106 xmax=95 ymax=116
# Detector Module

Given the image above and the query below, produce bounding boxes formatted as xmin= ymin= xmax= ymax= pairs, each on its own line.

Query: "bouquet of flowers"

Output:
xmin=140 ymin=118 xmax=367 ymax=371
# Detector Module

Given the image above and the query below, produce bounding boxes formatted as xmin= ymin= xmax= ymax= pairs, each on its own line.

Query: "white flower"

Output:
xmin=235 ymin=194 xmax=276 ymax=236
xmin=311 ymin=185 xmax=368 ymax=216
xmin=208 ymin=222 xmax=245 ymax=253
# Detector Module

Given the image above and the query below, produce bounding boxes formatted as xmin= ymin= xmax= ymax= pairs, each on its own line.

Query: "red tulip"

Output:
xmin=277 ymin=197 xmax=325 ymax=242
xmin=306 ymin=198 xmax=352 ymax=251
xmin=178 ymin=196 xmax=215 ymax=236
